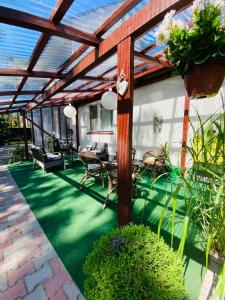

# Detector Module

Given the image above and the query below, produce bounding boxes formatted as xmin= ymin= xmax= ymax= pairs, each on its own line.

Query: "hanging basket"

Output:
xmin=183 ymin=60 xmax=225 ymax=99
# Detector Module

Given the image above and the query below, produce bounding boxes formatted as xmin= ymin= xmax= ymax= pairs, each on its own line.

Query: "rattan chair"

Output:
xmin=78 ymin=152 xmax=105 ymax=190
xmin=103 ymin=162 xmax=141 ymax=209
xmin=143 ymin=148 xmax=167 ymax=175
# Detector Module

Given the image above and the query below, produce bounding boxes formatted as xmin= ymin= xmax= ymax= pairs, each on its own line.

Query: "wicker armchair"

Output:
xmin=78 ymin=152 xmax=105 ymax=190
xmin=143 ymin=148 xmax=167 ymax=175
xmin=103 ymin=162 xmax=141 ymax=209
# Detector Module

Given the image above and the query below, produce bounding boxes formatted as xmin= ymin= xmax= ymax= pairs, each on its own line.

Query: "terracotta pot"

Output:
xmin=184 ymin=60 xmax=225 ymax=99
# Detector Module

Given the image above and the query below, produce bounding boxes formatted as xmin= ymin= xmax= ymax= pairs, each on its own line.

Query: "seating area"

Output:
xmin=0 ymin=1 xmax=225 ymax=300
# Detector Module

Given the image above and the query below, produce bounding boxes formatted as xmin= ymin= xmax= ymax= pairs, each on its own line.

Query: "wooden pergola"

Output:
xmin=0 ymin=0 xmax=192 ymax=225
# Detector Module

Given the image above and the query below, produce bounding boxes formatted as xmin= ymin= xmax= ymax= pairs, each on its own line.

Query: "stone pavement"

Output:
xmin=0 ymin=146 xmax=84 ymax=300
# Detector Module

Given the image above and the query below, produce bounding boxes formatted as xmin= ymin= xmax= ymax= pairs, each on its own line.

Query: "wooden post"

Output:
xmin=65 ymin=115 xmax=68 ymax=144
xmin=75 ymin=106 xmax=80 ymax=151
xmin=117 ymin=36 xmax=134 ymax=227
xmin=30 ymin=110 xmax=35 ymax=145
xmin=58 ymin=106 xmax=62 ymax=139
xmin=180 ymin=93 xmax=190 ymax=169
xmin=22 ymin=110 xmax=29 ymax=160
xmin=51 ymin=106 xmax=55 ymax=135
xmin=17 ymin=112 xmax=20 ymax=128
xmin=40 ymin=108 xmax=44 ymax=149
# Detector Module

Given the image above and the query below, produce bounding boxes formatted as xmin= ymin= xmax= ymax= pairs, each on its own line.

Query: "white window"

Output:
xmin=89 ymin=103 xmax=113 ymax=131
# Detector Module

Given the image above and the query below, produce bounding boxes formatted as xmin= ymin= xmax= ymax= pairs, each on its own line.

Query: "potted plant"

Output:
xmin=156 ymin=0 xmax=225 ymax=98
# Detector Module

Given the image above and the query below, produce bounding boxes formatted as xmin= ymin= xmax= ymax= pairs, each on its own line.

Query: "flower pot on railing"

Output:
xmin=183 ymin=60 xmax=225 ymax=99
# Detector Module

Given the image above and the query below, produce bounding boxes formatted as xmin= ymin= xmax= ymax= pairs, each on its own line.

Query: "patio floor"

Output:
xmin=0 ymin=146 xmax=83 ymax=300
xmin=7 ymin=157 xmax=213 ymax=300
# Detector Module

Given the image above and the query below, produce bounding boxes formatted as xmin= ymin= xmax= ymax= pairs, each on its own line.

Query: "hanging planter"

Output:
xmin=156 ymin=1 xmax=225 ymax=99
xmin=184 ymin=60 xmax=225 ymax=98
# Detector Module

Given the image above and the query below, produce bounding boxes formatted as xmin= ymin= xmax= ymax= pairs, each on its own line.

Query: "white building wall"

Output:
xmin=78 ymin=76 xmax=225 ymax=166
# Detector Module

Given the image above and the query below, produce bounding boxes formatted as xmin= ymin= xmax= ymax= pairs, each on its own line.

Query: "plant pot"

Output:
xmin=184 ymin=60 xmax=225 ymax=99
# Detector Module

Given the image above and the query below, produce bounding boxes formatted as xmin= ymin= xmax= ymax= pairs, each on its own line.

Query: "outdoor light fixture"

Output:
xmin=64 ymin=101 xmax=76 ymax=118
xmin=101 ymin=87 xmax=117 ymax=110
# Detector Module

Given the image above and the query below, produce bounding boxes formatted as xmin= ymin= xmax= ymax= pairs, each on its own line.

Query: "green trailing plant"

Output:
xmin=8 ymin=144 xmax=26 ymax=164
xmin=156 ymin=0 xmax=225 ymax=76
xmin=83 ymin=225 xmax=186 ymax=300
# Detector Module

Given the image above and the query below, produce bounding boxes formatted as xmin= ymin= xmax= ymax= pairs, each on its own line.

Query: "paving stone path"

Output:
xmin=0 ymin=146 xmax=84 ymax=300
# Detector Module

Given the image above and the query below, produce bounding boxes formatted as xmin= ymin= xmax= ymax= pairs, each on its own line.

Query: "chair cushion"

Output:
xmin=46 ymin=153 xmax=62 ymax=162
xmin=144 ymin=157 xmax=155 ymax=165
xmin=87 ymin=163 xmax=101 ymax=171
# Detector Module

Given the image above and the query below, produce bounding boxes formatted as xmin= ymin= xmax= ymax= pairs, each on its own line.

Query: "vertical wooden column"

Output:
xmin=180 ymin=93 xmax=190 ymax=169
xmin=31 ymin=110 xmax=35 ymax=145
xmin=75 ymin=106 xmax=80 ymax=151
xmin=17 ymin=112 xmax=20 ymax=128
xmin=65 ymin=115 xmax=68 ymax=144
xmin=51 ymin=106 xmax=55 ymax=135
xmin=117 ymin=36 xmax=134 ymax=227
xmin=58 ymin=107 xmax=62 ymax=139
xmin=22 ymin=111 xmax=29 ymax=160
xmin=40 ymin=108 xmax=44 ymax=149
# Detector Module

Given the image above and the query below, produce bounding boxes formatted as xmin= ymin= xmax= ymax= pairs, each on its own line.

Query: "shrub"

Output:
xmin=8 ymin=145 xmax=26 ymax=164
xmin=83 ymin=225 xmax=186 ymax=300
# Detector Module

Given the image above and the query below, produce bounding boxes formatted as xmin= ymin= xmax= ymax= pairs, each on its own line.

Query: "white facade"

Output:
xmin=78 ymin=76 xmax=225 ymax=165
xmin=32 ymin=76 xmax=225 ymax=166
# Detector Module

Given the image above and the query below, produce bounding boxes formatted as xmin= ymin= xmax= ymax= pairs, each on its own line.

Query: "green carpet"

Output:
xmin=9 ymin=160 xmax=207 ymax=299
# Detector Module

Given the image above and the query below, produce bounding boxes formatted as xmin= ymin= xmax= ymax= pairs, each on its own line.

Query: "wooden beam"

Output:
xmin=30 ymin=110 xmax=35 ymax=145
xmin=22 ymin=111 xmax=29 ymax=160
xmin=134 ymin=51 xmax=171 ymax=68
xmin=180 ymin=93 xmax=190 ymax=169
xmin=63 ymin=88 xmax=105 ymax=93
xmin=0 ymin=69 xmax=62 ymax=78
xmin=58 ymin=0 xmax=143 ymax=73
xmin=25 ymin=115 xmax=52 ymax=137
xmin=75 ymin=106 xmax=80 ymax=151
xmin=79 ymin=75 xmax=115 ymax=82
xmin=0 ymin=91 xmax=42 ymax=96
xmin=0 ymin=6 xmax=100 ymax=46
xmin=40 ymin=108 xmax=44 ymax=148
xmin=37 ymin=0 xmax=192 ymax=108
xmin=117 ymin=37 xmax=134 ymax=226
xmin=58 ymin=107 xmax=62 ymax=139
xmin=9 ymin=0 xmax=74 ymax=109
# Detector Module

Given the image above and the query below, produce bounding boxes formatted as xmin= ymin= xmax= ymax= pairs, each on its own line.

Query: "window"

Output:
xmin=89 ymin=103 xmax=113 ymax=131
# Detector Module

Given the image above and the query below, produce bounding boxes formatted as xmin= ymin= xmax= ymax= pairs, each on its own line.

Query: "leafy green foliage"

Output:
xmin=8 ymin=144 xmax=26 ymax=164
xmin=83 ymin=225 xmax=186 ymax=300
xmin=162 ymin=3 xmax=225 ymax=75
xmin=0 ymin=116 xmax=10 ymax=144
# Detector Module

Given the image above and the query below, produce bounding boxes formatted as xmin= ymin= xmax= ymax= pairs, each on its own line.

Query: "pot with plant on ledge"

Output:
xmin=156 ymin=0 xmax=225 ymax=99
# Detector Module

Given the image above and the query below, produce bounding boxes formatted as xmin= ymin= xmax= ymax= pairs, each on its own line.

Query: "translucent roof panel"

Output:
xmin=15 ymin=95 xmax=36 ymax=101
xmin=65 ymin=80 xmax=89 ymax=90
xmin=62 ymin=47 xmax=94 ymax=74
xmin=12 ymin=103 xmax=27 ymax=107
xmin=0 ymin=76 xmax=22 ymax=91
xmin=34 ymin=37 xmax=82 ymax=72
xmin=102 ymin=0 xmax=149 ymax=38
xmin=22 ymin=78 xmax=50 ymax=91
xmin=0 ymin=96 xmax=13 ymax=101
xmin=0 ymin=0 xmax=58 ymax=18
xmin=62 ymin=0 xmax=124 ymax=34
xmin=86 ymin=54 xmax=117 ymax=77
xmin=0 ymin=24 xmax=41 ymax=69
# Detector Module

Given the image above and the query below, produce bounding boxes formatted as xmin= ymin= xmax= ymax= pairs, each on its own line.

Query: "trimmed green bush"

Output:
xmin=83 ymin=225 xmax=186 ymax=300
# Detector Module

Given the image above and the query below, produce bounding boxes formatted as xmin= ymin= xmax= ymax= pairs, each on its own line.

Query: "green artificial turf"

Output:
xmin=9 ymin=160 xmax=207 ymax=299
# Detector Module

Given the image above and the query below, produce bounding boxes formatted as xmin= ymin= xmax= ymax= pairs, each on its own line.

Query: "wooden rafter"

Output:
xmin=0 ymin=91 xmax=42 ymax=96
xmin=0 ymin=6 xmax=99 ymax=46
xmin=35 ymin=0 xmax=192 ymax=108
xmin=134 ymin=51 xmax=172 ymax=68
xmin=0 ymin=69 xmax=62 ymax=78
xmin=9 ymin=0 xmax=74 ymax=110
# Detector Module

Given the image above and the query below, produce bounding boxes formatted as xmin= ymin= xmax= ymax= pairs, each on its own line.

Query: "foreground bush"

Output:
xmin=83 ymin=225 xmax=186 ymax=300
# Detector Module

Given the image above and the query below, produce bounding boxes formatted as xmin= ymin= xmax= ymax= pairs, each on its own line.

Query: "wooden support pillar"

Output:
xmin=75 ymin=106 xmax=80 ymax=151
xmin=51 ymin=106 xmax=55 ymax=135
xmin=58 ymin=106 xmax=62 ymax=139
xmin=17 ymin=112 xmax=20 ymax=128
xmin=180 ymin=93 xmax=190 ymax=169
xmin=65 ymin=115 xmax=68 ymax=144
xmin=31 ymin=110 xmax=35 ymax=145
xmin=40 ymin=108 xmax=44 ymax=149
xmin=117 ymin=36 xmax=134 ymax=227
xmin=22 ymin=111 xmax=29 ymax=160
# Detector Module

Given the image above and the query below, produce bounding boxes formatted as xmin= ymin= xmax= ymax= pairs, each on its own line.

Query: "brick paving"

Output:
xmin=0 ymin=146 xmax=84 ymax=300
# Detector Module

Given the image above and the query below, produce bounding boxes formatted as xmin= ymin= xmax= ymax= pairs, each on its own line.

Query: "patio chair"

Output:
xmin=143 ymin=148 xmax=167 ymax=175
xmin=78 ymin=152 xmax=105 ymax=190
xmin=103 ymin=162 xmax=141 ymax=209
xmin=31 ymin=146 xmax=64 ymax=173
